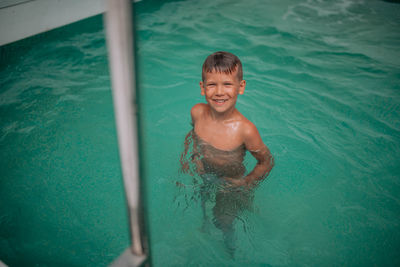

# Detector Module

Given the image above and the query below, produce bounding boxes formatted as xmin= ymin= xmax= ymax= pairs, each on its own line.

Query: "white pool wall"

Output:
xmin=0 ymin=0 xmax=106 ymax=46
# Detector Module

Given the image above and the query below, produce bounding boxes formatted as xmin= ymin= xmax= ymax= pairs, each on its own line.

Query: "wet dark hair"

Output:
xmin=202 ymin=51 xmax=243 ymax=82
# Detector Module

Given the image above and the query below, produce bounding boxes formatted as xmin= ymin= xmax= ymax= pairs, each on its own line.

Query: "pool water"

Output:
xmin=0 ymin=16 xmax=128 ymax=266
xmin=1 ymin=0 xmax=400 ymax=266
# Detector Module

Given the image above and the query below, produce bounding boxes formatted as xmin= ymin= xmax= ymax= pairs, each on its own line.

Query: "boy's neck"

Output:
xmin=208 ymin=106 xmax=237 ymax=121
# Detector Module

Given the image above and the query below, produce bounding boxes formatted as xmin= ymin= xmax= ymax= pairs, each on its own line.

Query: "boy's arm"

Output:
xmin=179 ymin=104 xmax=206 ymax=175
xmin=227 ymin=122 xmax=274 ymax=188
xmin=245 ymin=144 xmax=274 ymax=187
xmin=191 ymin=104 xmax=207 ymax=174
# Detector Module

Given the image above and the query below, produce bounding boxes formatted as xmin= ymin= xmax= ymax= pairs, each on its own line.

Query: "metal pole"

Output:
xmin=105 ymin=0 xmax=146 ymax=262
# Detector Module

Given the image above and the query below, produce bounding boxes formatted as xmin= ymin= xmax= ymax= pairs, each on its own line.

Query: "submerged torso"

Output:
xmin=192 ymin=130 xmax=246 ymax=179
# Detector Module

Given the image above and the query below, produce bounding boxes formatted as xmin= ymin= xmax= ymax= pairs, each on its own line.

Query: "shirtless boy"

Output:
xmin=191 ymin=51 xmax=273 ymax=187
xmin=182 ymin=51 xmax=274 ymax=256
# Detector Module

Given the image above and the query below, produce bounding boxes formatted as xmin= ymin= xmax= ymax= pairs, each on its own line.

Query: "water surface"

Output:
xmin=0 ymin=0 xmax=399 ymax=266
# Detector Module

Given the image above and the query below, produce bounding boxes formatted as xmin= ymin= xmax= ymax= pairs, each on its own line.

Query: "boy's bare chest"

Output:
xmin=194 ymin=119 xmax=244 ymax=151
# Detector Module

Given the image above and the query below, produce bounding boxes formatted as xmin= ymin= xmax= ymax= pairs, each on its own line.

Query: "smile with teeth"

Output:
xmin=213 ymin=99 xmax=228 ymax=105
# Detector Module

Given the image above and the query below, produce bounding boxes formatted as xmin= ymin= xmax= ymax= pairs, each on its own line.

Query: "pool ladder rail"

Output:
xmin=105 ymin=0 xmax=149 ymax=266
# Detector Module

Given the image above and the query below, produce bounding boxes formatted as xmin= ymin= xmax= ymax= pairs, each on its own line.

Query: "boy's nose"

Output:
xmin=216 ymin=85 xmax=224 ymax=95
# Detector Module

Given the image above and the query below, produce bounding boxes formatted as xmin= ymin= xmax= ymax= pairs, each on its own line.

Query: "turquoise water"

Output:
xmin=0 ymin=17 xmax=128 ymax=266
xmin=1 ymin=0 xmax=400 ymax=266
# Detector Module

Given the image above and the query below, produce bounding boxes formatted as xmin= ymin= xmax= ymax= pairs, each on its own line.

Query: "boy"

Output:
xmin=181 ymin=51 xmax=274 ymax=256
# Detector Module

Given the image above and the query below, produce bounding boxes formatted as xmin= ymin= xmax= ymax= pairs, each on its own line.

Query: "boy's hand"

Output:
xmin=224 ymin=177 xmax=251 ymax=189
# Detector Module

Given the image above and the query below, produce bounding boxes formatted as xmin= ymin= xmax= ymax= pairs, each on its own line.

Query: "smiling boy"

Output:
xmin=191 ymin=51 xmax=273 ymax=187
xmin=182 ymin=51 xmax=274 ymax=257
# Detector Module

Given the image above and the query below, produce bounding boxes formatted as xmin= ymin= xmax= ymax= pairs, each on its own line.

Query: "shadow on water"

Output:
xmin=382 ymin=0 xmax=400 ymax=3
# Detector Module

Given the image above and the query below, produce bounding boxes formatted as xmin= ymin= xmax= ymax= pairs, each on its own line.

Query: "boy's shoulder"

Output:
xmin=191 ymin=103 xmax=208 ymax=119
xmin=238 ymin=113 xmax=260 ymax=139
xmin=237 ymin=113 xmax=265 ymax=150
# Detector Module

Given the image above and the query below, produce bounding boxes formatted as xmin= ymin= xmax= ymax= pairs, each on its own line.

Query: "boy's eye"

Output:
xmin=207 ymin=83 xmax=216 ymax=87
xmin=224 ymin=83 xmax=233 ymax=86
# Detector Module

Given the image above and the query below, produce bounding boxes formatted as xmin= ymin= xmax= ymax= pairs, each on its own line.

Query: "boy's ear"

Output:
xmin=200 ymin=81 xmax=205 ymax=95
xmin=239 ymin=80 xmax=246 ymax=95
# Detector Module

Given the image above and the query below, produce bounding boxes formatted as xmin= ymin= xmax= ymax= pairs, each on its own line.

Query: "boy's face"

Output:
xmin=200 ymin=68 xmax=246 ymax=114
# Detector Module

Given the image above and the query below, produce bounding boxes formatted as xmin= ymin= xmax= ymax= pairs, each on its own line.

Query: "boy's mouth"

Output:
xmin=213 ymin=99 xmax=228 ymax=105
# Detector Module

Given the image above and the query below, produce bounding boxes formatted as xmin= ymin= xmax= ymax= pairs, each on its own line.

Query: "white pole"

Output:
xmin=105 ymin=0 xmax=144 ymax=257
